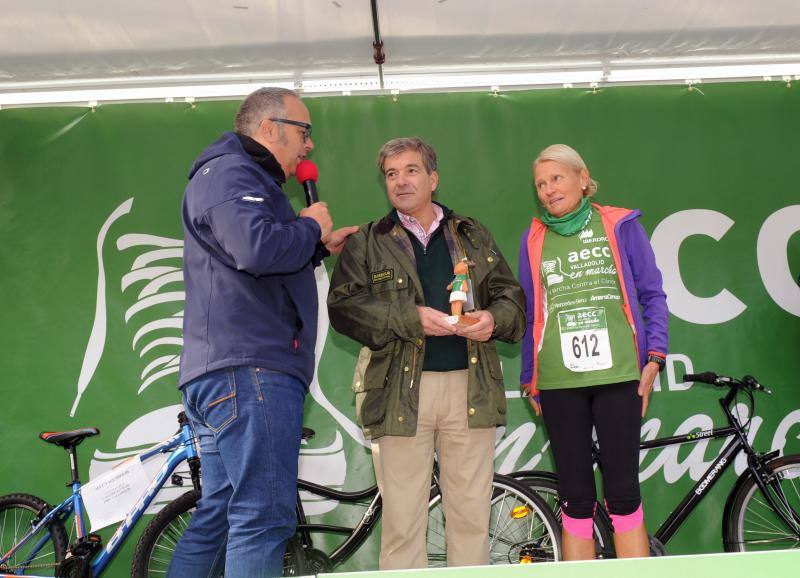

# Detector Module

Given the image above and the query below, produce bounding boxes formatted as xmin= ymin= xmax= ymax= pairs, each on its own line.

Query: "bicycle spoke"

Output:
xmin=158 ymin=530 xmax=180 ymax=548
xmin=14 ymin=509 xmax=22 ymax=543
xmin=151 ymin=542 xmax=177 ymax=556
xmin=746 ymin=502 xmax=785 ymax=532
xmin=744 ymin=516 xmax=793 ymax=537
xmin=742 ymin=535 xmax=799 ymax=544
xmin=489 ymin=491 xmax=508 ymax=550
xmin=750 ymin=489 xmax=800 ymax=534
xmin=744 ymin=529 xmax=798 ymax=538
xmin=731 ymin=459 xmax=800 ymax=552
xmin=0 ymin=498 xmax=65 ymax=576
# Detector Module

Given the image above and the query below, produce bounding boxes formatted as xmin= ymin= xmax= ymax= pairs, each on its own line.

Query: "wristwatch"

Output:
xmin=647 ymin=354 xmax=666 ymax=373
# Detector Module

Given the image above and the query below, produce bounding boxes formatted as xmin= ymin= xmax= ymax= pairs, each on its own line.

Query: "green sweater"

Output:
xmin=409 ymin=227 xmax=468 ymax=371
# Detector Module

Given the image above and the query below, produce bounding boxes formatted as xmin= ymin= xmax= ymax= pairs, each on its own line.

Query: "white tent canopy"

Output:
xmin=2 ymin=0 xmax=800 ymax=105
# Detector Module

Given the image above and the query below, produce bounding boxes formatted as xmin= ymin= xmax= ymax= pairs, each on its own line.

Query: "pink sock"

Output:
xmin=562 ymin=512 xmax=594 ymax=540
xmin=609 ymin=503 xmax=644 ymax=534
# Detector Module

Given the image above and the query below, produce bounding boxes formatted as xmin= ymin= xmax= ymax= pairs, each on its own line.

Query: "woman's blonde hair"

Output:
xmin=532 ymin=144 xmax=598 ymax=196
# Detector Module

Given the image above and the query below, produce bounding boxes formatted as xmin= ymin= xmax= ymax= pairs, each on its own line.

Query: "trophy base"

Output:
xmin=444 ymin=315 xmax=478 ymax=327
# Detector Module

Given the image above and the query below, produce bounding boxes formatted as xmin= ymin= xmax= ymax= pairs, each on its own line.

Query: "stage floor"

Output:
xmin=321 ymin=549 xmax=799 ymax=577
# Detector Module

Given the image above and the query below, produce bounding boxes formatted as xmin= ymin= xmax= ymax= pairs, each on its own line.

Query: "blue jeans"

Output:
xmin=167 ymin=366 xmax=306 ymax=578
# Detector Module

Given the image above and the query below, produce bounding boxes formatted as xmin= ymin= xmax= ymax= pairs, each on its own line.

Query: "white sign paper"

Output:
xmin=81 ymin=457 xmax=150 ymax=531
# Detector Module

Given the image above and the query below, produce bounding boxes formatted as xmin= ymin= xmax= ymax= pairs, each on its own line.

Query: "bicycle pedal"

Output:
xmin=56 ymin=556 xmax=93 ymax=578
xmin=57 ymin=535 xmax=103 ymax=578
xmin=69 ymin=534 xmax=103 ymax=559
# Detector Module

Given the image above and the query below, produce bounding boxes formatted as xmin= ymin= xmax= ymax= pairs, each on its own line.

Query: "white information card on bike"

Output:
xmin=81 ymin=456 xmax=150 ymax=531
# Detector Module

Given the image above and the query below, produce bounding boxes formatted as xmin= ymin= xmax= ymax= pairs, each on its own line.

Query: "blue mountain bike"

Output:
xmin=1 ymin=412 xmax=561 ymax=577
xmin=0 ymin=413 xmax=200 ymax=577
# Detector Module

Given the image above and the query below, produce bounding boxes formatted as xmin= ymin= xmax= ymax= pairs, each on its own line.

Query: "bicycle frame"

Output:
xmin=632 ymin=386 xmax=798 ymax=546
xmin=0 ymin=415 xmax=199 ymax=578
xmin=515 ymin=379 xmax=800 ymax=553
xmin=294 ymin=479 xmax=382 ymax=567
xmin=292 ymin=462 xmax=460 ymax=567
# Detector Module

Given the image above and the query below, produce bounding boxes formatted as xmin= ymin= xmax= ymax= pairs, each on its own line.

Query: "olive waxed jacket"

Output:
xmin=327 ymin=206 xmax=525 ymax=439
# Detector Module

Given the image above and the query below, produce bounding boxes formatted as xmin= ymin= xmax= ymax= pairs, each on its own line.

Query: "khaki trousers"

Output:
xmin=371 ymin=370 xmax=495 ymax=570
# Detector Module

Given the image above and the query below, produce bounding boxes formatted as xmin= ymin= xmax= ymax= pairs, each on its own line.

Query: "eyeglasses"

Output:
xmin=269 ymin=118 xmax=312 ymax=142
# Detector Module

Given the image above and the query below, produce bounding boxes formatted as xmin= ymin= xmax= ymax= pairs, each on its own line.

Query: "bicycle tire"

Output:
xmin=511 ymin=472 xmax=616 ymax=558
xmin=131 ymin=489 xmax=328 ymax=577
xmin=724 ymin=454 xmax=800 ymax=552
xmin=131 ymin=489 xmax=200 ymax=578
xmin=427 ymin=474 xmax=561 ymax=566
xmin=0 ymin=493 xmax=68 ymax=576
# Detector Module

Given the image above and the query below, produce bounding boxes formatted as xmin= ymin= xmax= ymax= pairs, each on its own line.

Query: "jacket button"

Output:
xmin=398 ymin=416 xmax=405 ymax=423
xmin=416 ymin=338 xmax=423 ymax=346
xmin=355 ymin=380 xmax=361 ymax=387
xmin=487 ymin=256 xmax=494 ymax=263
xmin=468 ymin=407 xmax=476 ymax=416
xmin=470 ymin=356 xmax=478 ymax=364
xmin=403 ymin=366 xmax=410 ymax=372
xmin=398 ymin=278 xmax=404 ymax=284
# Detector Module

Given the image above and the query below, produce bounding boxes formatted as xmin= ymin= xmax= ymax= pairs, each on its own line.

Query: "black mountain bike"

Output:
xmin=133 ymin=428 xmax=561 ymax=576
xmin=512 ymin=372 xmax=800 ymax=556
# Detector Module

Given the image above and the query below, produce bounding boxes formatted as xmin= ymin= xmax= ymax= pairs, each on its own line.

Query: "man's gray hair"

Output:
xmin=234 ymin=87 xmax=300 ymax=136
xmin=377 ymin=137 xmax=438 ymax=175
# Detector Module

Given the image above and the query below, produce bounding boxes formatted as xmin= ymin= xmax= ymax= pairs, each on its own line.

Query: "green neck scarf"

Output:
xmin=541 ymin=197 xmax=592 ymax=236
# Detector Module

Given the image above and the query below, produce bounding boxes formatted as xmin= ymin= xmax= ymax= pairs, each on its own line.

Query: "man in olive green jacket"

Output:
xmin=327 ymin=137 xmax=525 ymax=570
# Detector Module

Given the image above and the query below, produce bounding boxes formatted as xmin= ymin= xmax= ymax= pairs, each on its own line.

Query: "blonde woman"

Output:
xmin=518 ymin=144 xmax=668 ymax=560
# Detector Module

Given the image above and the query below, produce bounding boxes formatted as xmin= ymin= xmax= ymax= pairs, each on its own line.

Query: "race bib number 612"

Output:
xmin=557 ymin=307 xmax=613 ymax=372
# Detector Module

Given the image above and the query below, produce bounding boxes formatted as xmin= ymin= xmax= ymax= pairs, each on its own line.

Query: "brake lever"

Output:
xmin=743 ymin=374 xmax=772 ymax=395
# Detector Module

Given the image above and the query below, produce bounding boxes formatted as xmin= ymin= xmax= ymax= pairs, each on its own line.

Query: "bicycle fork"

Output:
xmin=747 ymin=452 xmax=800 ymax=534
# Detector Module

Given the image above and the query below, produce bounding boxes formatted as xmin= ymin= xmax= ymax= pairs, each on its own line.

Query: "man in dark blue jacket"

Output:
xmin=169 ymin=87 xmax=357 ymax=578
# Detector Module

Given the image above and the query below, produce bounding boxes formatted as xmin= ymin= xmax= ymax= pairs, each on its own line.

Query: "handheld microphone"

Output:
xmin=295 ymin=160 xmax=319 ymax=206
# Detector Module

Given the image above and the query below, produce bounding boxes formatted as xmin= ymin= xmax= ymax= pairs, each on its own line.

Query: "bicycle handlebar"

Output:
xmin=683 ymin=372 xmax=720 ymax=384
xmin=683 ymin=372 xmax=772 ymax=394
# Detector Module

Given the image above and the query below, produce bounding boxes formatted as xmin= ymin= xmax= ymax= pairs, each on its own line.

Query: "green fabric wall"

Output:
xmin=0 ymin=82 xmax=798 ymax=575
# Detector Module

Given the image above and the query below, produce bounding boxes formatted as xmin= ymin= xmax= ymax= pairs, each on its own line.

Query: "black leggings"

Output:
xmin=540 ymin=381 xmax=642 ymax=519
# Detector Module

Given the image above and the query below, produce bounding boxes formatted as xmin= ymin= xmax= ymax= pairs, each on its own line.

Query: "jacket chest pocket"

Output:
xmin=369 ymin=273 xmax=408 ymax=302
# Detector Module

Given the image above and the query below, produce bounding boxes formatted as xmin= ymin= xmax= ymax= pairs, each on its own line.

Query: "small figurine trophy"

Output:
xmin=444 ymin=260 xmax=478 ymax=327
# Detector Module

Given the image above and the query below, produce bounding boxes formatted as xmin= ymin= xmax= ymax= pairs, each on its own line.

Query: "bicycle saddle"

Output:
xmin=39 ymin=428 xmax=100 ymax=448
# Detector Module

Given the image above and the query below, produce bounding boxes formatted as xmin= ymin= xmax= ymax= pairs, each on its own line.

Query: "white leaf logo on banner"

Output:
xmin=71 ymin=198 xmax=134 ymax=417
xmin=117 ymin=233 xmax=184 ymax=394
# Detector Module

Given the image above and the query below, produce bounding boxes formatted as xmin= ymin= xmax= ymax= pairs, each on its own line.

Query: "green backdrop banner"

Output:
xmin=1 ymin=82 xmax=798 ymax=576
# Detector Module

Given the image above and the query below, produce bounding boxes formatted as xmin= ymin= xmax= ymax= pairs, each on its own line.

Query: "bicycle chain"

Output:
xmin=0 ymin=561 xmax=59 ymax=570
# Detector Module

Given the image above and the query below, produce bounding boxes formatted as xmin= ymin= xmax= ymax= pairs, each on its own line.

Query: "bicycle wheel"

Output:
xmin=132 ymin=489 xmax=199 ymax=577
xmin=132 ymin=489 xmax=325 ymax=577
xmin=427 ymin=474 xmax=561 ymax=566
xmin=512 ymin=472 xmax=616 ymax=558
xmin=0 ymin=493 xmax=68 ymax=576
xmin=724 ymin=454 xmax=800 ymax=551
